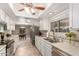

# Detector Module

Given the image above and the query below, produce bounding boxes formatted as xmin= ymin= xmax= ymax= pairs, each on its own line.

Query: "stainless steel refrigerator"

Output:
xmin=30 ymin=25 xmax=39 ymax=45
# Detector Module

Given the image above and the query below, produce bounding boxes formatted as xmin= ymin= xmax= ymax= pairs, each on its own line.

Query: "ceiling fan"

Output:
xmin=18 ymin=3 xmax=45 ymax=15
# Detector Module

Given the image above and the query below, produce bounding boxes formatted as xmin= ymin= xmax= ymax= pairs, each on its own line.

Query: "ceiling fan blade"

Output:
xmin=29 ymin=8 xmax=35 ymax=15
xmin=34 ymin=6 xmax=45 ymax=10
xmin=18 ymin=8 xmax=24 ymax=11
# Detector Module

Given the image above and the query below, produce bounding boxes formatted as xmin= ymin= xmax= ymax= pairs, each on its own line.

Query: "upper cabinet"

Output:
xmin=0 ymin=8 xmax=15 ymax=30
xmin=69 ymin=4 xmax=79 ymax=30
xmin=51 ymin=3 xmax=79 ymax=31
xmin=0 ymin=23 xmax=7 ymax=32
xmin=0 ymin=9 xmax=7 ymax=32
xmin=9 ymin=19 xmax=15 ymax=30
xmin=6 ymin=16 xmax=15 ymax=30
xmin=0 ymin=9 xmax=6 ymax=22
xmin=40 ymin=19 xmax=50 ymax=30
xmin=6 ymin=15 xmax=11 ymax=30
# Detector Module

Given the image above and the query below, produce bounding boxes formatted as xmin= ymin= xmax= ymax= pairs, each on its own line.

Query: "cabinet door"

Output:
xmin=0 ymin=48 xmax=6 ymax=56
xmin=40 ymin=40 xmax=45 ymax=55
xmin=35 ymin=37 xmax=38 ymax=48
xmin=6 ymin=15 xmax=11 ymax=30
xmin=35 ymin=37 xmax=41 ymax=51
xmin=40 ymin=19 xmax=50 ymax=30
xmin=44 ymin=42 xmax=53 ymax=56
xmin=70 ymin=4 xmax=79 ymax=29
xmin=0 ymin=9 xmax=5 ymax=22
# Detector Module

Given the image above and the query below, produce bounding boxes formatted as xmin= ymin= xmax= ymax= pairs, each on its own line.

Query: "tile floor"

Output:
xmin=14 ymin=36 xmax=41 ymax=56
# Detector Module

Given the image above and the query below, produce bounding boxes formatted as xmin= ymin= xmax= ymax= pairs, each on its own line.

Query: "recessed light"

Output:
xmin=27 ymin=20 xmax=31 ymax=22
xmin=49 ymin=13 xmax=52 ymax=15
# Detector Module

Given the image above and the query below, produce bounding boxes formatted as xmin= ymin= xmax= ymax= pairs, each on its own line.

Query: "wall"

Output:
xmin=12 ymin=25 xmax=31 ymax=36
xmin=46 ymin=9 xmax=69 ymax=41
xmin=39 ymin=10 xmax=69 ymax=36
xmin=15 ymin=18 xmax=40 ymax=26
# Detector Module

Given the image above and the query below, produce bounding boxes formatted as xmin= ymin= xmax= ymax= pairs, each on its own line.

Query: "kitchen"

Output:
xmin=0 ymin=3 xmax=79 ymax=56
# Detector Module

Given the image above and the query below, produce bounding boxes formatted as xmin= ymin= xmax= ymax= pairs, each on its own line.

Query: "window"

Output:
xmin=51 ymin=18 xmax=69 ymax=32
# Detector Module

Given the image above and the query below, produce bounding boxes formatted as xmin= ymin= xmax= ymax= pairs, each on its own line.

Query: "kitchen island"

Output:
xmin=35 ymin=36 xmax=79 ymax=56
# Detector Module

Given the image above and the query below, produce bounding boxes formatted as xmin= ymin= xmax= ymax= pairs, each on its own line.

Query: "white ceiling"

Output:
xmin=0 ymin=3 xmax=69 ymax=19
xmin=0 ymin=3 xmax=69 ymax=24
xmin=9 ymin=3 xmax=52 ymax=19
xmin=39 ymin=3 xmax=69 ymax=19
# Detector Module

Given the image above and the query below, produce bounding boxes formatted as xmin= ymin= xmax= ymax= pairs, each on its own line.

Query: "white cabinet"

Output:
xmin=6 ymin=15 xmax=10 ymax=30
xmin=35 ymin=36 xmax=44 ymax=55
xmin=35 ymin=36 xmax=41 ymax=51
xmin=69 ymin=4 xmax=79 ymax=30
xmin=0 ymin=9 xmax=6 ymax=22
xmin=0 ymin=46 xmax=6 ymax=56
xmin=44 ymin=41 xmax=53 ymax=56
xmin=40 ymin=19 xmax=50 ymax=30
xmin=35 ymin=36 xmax=53 ymax=56
xmin=6 ymin=15 xmax=15 ymax=30
xmin=40 ymin=40 xmax=45 ymax=55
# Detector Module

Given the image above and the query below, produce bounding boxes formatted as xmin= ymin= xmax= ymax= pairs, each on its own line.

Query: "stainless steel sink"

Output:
xmin=44 ymin=37 xmax=58 ymax=43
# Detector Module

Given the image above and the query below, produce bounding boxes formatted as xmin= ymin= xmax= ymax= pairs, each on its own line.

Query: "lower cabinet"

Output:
xmin=35 ymin=36 xmax=71 ymax=56
xmin=0 ymin=47 xmax=6 ymax=56
xmin=40 ymin=40 xmax=45 ymax=55
xmin=35 ymin=37 xmax=41 ymax=51
xmin=35 ymin=36 xmax=53 ymax=56
xmin=44 ymin=42 xmax=53 ymax=56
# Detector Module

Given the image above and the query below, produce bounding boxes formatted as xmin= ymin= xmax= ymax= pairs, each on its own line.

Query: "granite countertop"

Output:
xmin=35 ymin=36 xmax=79 ymax=56
xmin=51 ymin=42 xmax=79 ymax=56
xmin=0 ymin=45 xmax=6 ymax=51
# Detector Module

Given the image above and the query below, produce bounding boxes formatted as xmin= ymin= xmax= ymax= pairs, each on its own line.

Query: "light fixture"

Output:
xmin=24 ymin=6 xmax=36 ymax=15
xmin=31 ymin=8 xmax=36 ymax=15
xmin=24 ymin=7 xmax=30 ymax=14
